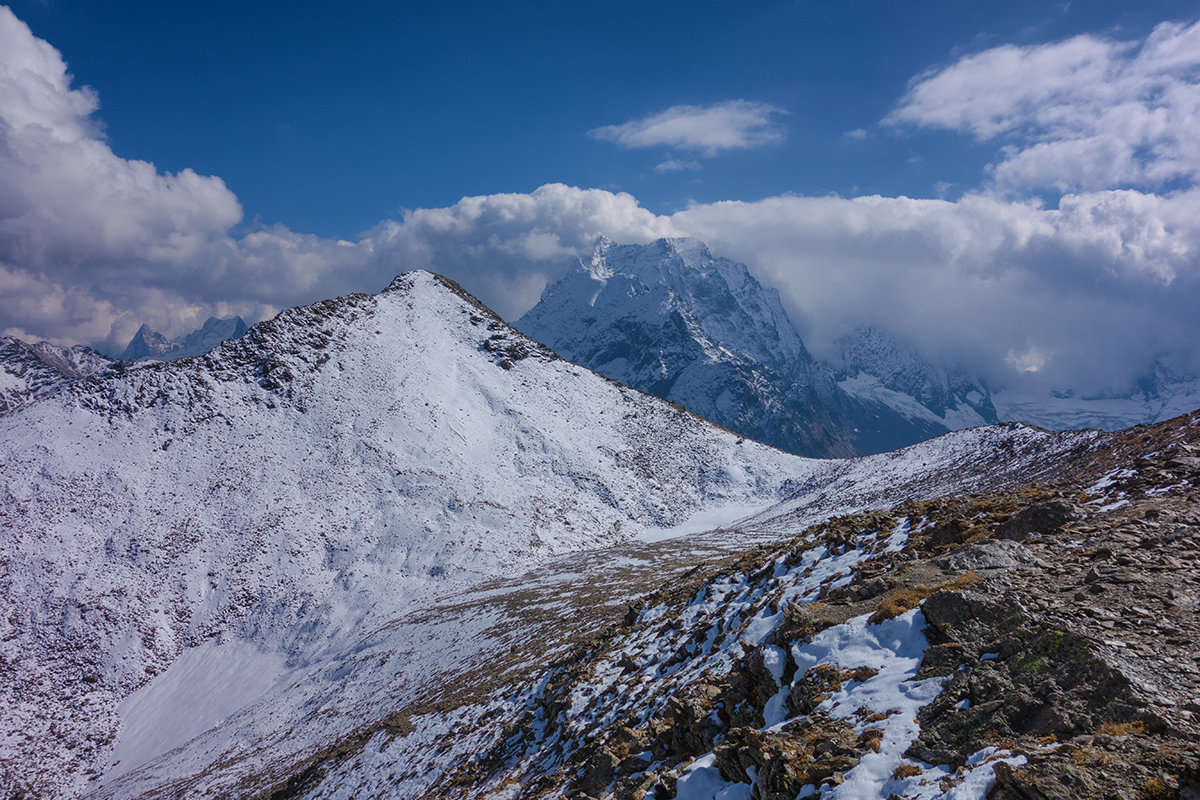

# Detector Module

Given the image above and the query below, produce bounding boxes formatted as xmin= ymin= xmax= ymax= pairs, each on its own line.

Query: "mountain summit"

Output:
xmin=118 ymin=315 xmax=249 ymax=361
xmin=518 ymin=238 xmax=962 ymax=457
xmin=1 ymin=270 xmax=811 ymax=797
xmin=517 ymin=237 xmax=868 ymax=457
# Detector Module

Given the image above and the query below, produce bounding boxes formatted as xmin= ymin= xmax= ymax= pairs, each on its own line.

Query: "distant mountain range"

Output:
xmin=6 ymin=267 xmax=1193 ymax=800
xmin=0 ymin=337 xmax=113 ymax=414
xmin=517 ymin=238 xmax=1199 ymax=455
xmin=119 ymin=316 xmax=248 ymax=361
xmin=10 ymin=238 xmax=1195 ymax=456
xmin=517 ymin=238 xmax=997 ymax=457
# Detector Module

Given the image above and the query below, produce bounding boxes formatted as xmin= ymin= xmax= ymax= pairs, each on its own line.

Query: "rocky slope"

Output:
xmin=86 ymin=412 xmax=1200 ymax=800
xmin=517 ymin=238 xmax=952 ymax=458
xmin=119 ymin=316 xmax=248 ymax=361
xmin=0 ymin=336 xmax=113 ymax=414
xmin=1 ymin=271 xmax=819 ymax=799
xmin=5 ymin=270 xmax=1197 ymax=800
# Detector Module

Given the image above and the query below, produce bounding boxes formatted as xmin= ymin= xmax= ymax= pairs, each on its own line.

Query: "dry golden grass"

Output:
xmin=1071 ymin=746 xmax=1117 ymax=767
xmin=1139 ymin=776 xmax=1181 ymax=800
xmin=1097 ymin=720 xmax=1146 ymax=736
xmin=860 ymin=728 xmax=884 ymax=753
xmin=869 ymin=572 xmax=979 ymax=624
xmin=841 ymin=666 xmax=879 ymax=683
xmin=891 ymin=763 xmax=923 ymax=780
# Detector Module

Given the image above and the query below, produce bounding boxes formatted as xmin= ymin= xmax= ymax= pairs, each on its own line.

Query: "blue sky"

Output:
xmin=2 ymin=1 xmax=1200 ymax=394
xmin=12 ymin=0 xmax=1196 ymax=236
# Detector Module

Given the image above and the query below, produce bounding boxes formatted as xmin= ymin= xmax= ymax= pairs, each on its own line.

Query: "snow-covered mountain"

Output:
xmin=0 ymin=271 xmax=809 ymax=798
xmin=518 ymin=238 xmax=960 ymax=457
xmin=119 ymin=315 xmax=248 ymax=361
xmin=2 ymin=269 xmax=1114 ymax=800
xmin=0 ymin=336 xmax=113 ymax=414
xmin=833 ymin=325 xmax=998 ymax=431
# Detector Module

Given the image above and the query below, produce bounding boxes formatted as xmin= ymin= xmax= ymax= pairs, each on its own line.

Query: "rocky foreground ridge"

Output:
xmin=90 ymin=412 xmax=1200 ymax=800
xmin=389 ymin=416 xmax=1200 ymax=800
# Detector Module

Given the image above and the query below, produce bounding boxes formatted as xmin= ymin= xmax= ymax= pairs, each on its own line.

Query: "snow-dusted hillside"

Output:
xmin=88 ymin=418 xmax=1107 ymax=800
xmin=0 ymin=271 xmax=809 ymax=798
xmin=82 ymin=420 xmax=1099 ymax=800
xmin=119 ymin=315 xmax=249 ymax=361
xmin=0 ymin=336 xmax=112 ymax=414
xmin=0 ymin=269 xmax=1111 ymax=800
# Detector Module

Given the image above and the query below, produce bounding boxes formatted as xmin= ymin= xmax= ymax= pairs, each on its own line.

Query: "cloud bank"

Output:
xmin=1 ymin=7 xmax=1197 ymax=397
xmin=887 ymin=19 xmax=1200 ymax=194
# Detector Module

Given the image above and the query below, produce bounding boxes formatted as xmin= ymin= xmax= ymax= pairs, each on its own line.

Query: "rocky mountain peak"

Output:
xmin=118 ymin=315 xmax=249 ymax=361
xmin=834 ymin=324 xmax=999 ymax=426
xmin=0 ymin=336 xmax=113 ymax=414
xmin=518 ymin=239 xmax=997 ymax=457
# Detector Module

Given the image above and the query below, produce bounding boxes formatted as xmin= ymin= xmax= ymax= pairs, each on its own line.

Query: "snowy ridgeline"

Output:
xmin=1 ymin=269 xmax=1095 ymax=799
xmin=1 ymin=270 xmax=807 ymax=798
xmin=0 ymin=336 xmax=112 ymax=414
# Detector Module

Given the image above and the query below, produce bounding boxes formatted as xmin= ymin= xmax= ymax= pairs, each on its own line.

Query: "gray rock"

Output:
xmin=938 ymin=540 xmax=1033 ymax=571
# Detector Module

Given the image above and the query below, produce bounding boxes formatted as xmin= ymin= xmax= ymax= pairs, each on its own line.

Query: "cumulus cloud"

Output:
xmin=1 ymin=5 xmax=1196 ymax=398
xmin=0 ymin=9 xmax=675 ymax=350
xmin=589 ymin=100 xmax=786 ymax=157
xmin=672 ymin=189 xmax=1200 ymax=392
xmin=886 ymin=19 xmax=1200 ymax=193
xmin=363 ymin=184 xmax=679 ymax=319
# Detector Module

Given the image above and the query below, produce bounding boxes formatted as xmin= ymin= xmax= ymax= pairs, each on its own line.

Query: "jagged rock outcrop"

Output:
xmin=119 ymin=315 xmax=248 ymax=361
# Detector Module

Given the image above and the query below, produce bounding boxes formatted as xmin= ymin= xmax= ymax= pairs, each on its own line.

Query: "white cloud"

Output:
xmin=0 ymin=9 xmax=679 ymax=349
xmin=1 ymin=6 xmax=1196 ymax=398
xmin=672 ymin=188 xmax=1200 ymax=392
xmin=844 ymin=128 xmax=868 ymax=140
xmin=362 ymin=184 xmax=679 ymax=319
xmin=886 ymin=19 xmax=1200 ymax=193
xmin=654 ymin=157 xmax=703 ymax=173
xmin=589 ymin=100 xmax=786 ymax=157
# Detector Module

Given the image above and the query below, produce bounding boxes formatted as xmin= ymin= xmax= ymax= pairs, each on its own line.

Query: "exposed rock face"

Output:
xmin=833 ymin=324 xmax=999 ymax=430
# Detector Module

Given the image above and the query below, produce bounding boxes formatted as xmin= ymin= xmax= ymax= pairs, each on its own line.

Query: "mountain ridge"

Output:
xmin=118 ymin=315 xmax=249 ymax=361
xmin=0 ymin=269 xmax=811 ymax=798
xmin=4 ymin=268 xmax=1197 ymax=800
xmin=0 ymin=336 xmax=113 ymax=414
xmin=517 ymin=238 xmax=982 ymax=458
